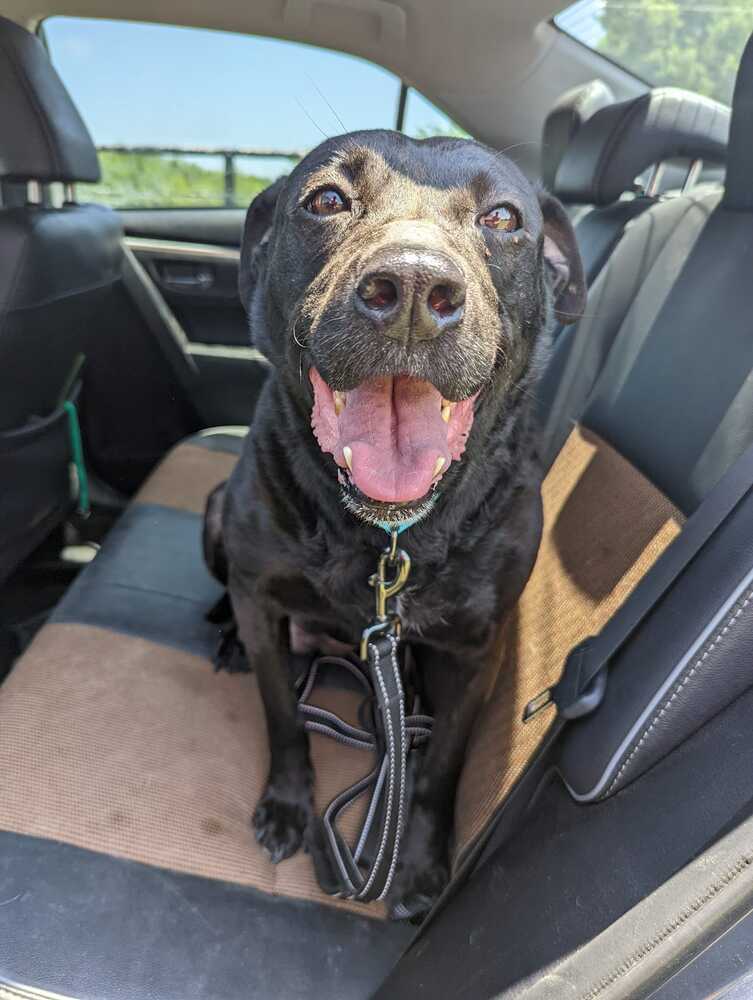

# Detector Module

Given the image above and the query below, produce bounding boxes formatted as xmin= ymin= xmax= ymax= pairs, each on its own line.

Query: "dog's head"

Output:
xmin=240 ymin=130 xmax=585 ymax=525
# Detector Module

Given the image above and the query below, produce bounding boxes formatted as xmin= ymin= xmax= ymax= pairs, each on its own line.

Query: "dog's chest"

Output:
xmin=303 ymin=540 xmax=500 ymax=644
xmin=288 ymin=580 xmax=450 ymax=654
xmin=395 ymin=592 xmax=434 ymax=637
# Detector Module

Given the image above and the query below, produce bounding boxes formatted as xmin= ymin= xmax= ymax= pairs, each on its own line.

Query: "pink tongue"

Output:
xmin=312 ymin=372 xmax=451 ymax=503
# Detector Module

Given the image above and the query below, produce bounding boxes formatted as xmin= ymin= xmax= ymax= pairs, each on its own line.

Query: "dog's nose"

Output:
xmin=354 ymin=247 xmax=466 ymax=343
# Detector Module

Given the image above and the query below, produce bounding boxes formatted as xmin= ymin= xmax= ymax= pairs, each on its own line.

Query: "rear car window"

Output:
xmin=555 ymin=0 xmax=753 ymax=105
xmin=43 ymin=17 xmax=465 ymax=210
xmin=403 ymin=89 xmax=469 ymax=138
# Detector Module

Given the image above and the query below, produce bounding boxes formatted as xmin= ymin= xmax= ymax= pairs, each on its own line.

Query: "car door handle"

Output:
xmin=160 ymin=265 xmax=214 ymax=291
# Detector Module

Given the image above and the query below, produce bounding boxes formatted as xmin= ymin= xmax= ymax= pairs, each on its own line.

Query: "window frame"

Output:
xmin=550 ymin=14 xmax=650 ymax=88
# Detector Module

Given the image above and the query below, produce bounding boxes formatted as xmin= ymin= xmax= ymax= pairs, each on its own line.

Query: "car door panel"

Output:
xmin=122 ymin=209 xmax=246 ymax=247
xmin=119 ymin=212 xmax=266 ymax=431
xmin=125 ymin=236 xmax=247 ymax=347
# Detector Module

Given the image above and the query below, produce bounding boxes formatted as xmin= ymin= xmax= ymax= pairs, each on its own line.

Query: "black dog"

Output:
xmin=207 ymin=130 xmax=585 ymax=919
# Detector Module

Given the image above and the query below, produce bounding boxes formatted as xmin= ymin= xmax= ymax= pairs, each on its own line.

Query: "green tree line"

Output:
xmin=82 ymin=151 xmax=287 ymax=209
xmin=598 ymin=0 xmax=753 ymax=105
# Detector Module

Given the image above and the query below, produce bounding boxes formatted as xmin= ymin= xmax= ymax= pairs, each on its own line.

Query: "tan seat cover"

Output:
xmin=455 ymin=426 xmax=682 ymax=857
xmin=133 ymin=442 xmax=238 ymax=515
xmin=0 ymin=427 xmax=682 ymax=912
xmin=0 ymin=623 xmax=379 ymax=915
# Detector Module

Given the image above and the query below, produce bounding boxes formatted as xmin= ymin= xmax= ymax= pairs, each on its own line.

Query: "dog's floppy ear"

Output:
xmin=538 ymin=190 xmax=587 ymax=324
xmin=239 ymin=176 xmax=288 ymax=310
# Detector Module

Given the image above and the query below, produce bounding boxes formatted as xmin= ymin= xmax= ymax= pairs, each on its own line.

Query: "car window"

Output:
xmin=402 ymin=89 xmax=469 ymax=138
xmin=44 ymin=17 xmax=469 ymax=210
xmin=556 ymin=0 xmax=753 ymax=106
xmin=43 ymin=17 xmax=404 ymax=209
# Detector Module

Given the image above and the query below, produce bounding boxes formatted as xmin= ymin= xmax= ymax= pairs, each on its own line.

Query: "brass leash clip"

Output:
xmin=360 ymin=529 xmax=412 ymax=660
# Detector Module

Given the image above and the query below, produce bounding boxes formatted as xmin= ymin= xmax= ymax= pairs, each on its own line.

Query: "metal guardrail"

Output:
xmin=97 ymin=145 xmax=305 ymax=207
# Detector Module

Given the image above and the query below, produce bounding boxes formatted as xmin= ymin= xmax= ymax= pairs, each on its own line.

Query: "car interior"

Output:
xmin=2 ymin=2 xmax=753 ymax=997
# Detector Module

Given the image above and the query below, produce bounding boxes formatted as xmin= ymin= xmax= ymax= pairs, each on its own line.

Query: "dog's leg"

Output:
xmin=203 ymin=481 xmax=229 ymax=585
xmin=231 ymin=588 xmax=313 ymax=863
xmin=388 ymin=646 xmax=487 ymax=921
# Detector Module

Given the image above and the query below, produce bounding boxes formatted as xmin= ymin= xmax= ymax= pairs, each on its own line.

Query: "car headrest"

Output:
xmin=555 ymin=87 xmax=730 ymax=206
xmin=541 ymin=79 xmax=615 ymax=192
xmin=724 ymin=31 xmax=753 ymax=211
xmin=0 ymin=16 xmax=100 ymax=184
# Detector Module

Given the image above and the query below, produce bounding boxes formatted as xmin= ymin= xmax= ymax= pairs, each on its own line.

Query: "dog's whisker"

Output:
xmin=496 ymin=139 xmax=540 ymax=157
xmin=295 ymin=97 xmax=329 ymax=139
xmin=556 ymin=308 xmax=607 ymax=320
xmin=511 ymin=380 xmax=544 ymax=406
xmin=306 ymin=74 xmax=347 ymax=133
xmin=292 ymin=324 xmax=309 ymax=349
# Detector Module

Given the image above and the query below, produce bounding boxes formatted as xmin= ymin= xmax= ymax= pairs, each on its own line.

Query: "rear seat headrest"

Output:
xmin=0 ymin=16 xmax=100 ymax=184
xmin=541 ymin=80 xmax=615 ymax=192
xmin=555 ymin=87 xmax=730 ymax=206
xmin=724 ymin=31 xmax=753 ymax=211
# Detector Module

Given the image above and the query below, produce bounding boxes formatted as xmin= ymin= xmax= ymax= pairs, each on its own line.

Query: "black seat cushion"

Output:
xmin=538 ymin=86 xmax=729 ymax=427
xmin=0 ymin=831 xmax=409 ymax=1000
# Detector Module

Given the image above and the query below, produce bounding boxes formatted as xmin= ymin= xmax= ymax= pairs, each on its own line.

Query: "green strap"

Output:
xmin=63 ymin=399 xmax=90 ymax=516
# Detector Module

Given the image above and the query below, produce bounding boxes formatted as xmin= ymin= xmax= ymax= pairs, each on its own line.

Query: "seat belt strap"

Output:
xmin=525 ymin=435 xmax=753 ymax=722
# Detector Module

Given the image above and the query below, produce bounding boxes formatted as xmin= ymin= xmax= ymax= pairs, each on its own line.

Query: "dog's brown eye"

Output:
xmin=306 ymin=188 xmax=348 ymax=216
xmin=479 ymin=204 xmax=520 ymax=232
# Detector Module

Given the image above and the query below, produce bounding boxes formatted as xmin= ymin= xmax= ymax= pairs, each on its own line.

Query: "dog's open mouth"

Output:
xmin=310 ymin=368 xmax=476 ymax=511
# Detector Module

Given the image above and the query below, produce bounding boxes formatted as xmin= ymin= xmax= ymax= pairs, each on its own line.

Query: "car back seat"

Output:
xmin=555 ymin=85 xmax=729 ymax=280
xmin=377 ymin=39 xmax=753 ymax=997
xmin=1 ymin=34 xmax=753 ymax=1000
xmin=0 ymin=424 xmax=413 ymax=998
xmin=540 ymin=79 xmax=615 ymax=202
xmin=538 ymin=85 xmax=729 ymax=426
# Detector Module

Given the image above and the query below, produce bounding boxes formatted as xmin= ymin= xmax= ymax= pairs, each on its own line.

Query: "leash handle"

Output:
xmin=298 ymin=647 xmax=431 ymax=904
xmin=299 ymin=533 xmax=419 ymax=904
xmin=356 ymin=633 xmax=407 ymax=900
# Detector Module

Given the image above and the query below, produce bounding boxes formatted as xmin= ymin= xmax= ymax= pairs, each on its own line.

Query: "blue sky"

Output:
xmin=44 ymin=17 xmax=456 ymax=177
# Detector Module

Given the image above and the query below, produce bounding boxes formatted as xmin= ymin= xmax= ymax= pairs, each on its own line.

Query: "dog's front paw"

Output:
xmin=212 ymin=627 xmax=250 ymax=674
xmin=253 ymin=781 xmax=312 ymax=864
xmin=388 ymin=856 xmax=449 ymax=922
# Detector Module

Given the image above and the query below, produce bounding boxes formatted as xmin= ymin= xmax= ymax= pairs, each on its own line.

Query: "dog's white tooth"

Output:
xmin=441 ymin=403 xmax=452 ymax=423
xmin=334 ymin=391 xmax=345 ymax=416
xmin=343 ymin=446 xmax=353 ymax=472
xmin=433 ymin=456 xmax=446 ymax=477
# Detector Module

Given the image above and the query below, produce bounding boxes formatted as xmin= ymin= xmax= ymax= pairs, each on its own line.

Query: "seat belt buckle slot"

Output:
xmin=522 ymin=687 xmax=554 ymax=722
xmin=523 ymin=636 xmax=608 ymax=723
